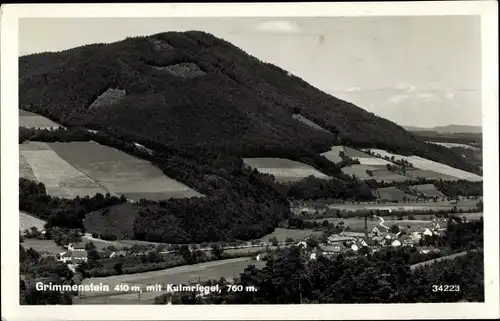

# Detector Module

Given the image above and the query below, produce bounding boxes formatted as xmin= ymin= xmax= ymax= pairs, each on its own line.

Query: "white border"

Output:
xmin=1 ymin=2 xmax=499 ymax=320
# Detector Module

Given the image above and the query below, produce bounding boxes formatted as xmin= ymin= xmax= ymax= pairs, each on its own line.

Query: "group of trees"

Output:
xmin=434 ymin=180 xmax=483 ymax=198
xmin=277 ymin=176 xmax=375 ymax=201
xmin=19 ymin=178 xmax=126 ymax=230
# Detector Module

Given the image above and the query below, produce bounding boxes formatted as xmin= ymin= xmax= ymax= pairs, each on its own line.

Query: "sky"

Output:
xmin=19 ymin=16 xmax=482 ymax=127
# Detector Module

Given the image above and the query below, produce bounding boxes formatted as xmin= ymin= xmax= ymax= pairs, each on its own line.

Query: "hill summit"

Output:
xmin=19 ymin=31 xmax=476 ymax=173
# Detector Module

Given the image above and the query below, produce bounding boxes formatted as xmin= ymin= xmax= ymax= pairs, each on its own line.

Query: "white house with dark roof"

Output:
xmin=58 ymin=251 xmax=88 ymax=264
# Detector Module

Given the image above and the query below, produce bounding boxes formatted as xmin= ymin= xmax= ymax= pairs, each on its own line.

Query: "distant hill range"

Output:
xmin=404 ymin=125 xmax=482 ymax=134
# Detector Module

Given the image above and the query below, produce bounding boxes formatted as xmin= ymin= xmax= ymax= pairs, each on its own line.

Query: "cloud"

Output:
xmin=254 ymin=20 xmax=301 ymax=33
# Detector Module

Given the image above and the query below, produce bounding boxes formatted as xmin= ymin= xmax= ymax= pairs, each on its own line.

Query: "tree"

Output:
xmin=389 ymin=225 xmax=400 ymax=234
xmin=211 ymin=244 xmax=223 ymax=259
xmin=180 ymin=245 xmax=193 ymax=264
xmin=87 ymin=249 xmax=100 ymax=263
xmin=305 ymin=238 xmax=319 ymax=250
xmin=113 ymin=263 xmax=124 ymax=274
xmin=269 ymin=237 xmax=279 ymax=246
xmin=85 ymin=242 xmax=96 ymax=251
xmin=285 ymin=237 xmax=295 ymax=244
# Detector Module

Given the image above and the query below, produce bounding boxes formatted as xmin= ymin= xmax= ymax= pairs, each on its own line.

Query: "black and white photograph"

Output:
xmin=1 ymin=2 xmax=499 ymax=320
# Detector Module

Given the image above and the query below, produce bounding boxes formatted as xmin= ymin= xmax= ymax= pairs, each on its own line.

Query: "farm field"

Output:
xmin=427 ymin=141 xmax=480 ymax=150
xmin=243 ymin=158 xmax=331 ymax=182
xmin=20 ymin=211 xmax=46 ymax=232
xmin=370 ymin=168 xmax=409 ymax=182
xmin=292 ymin=114 xmax=331 ymax=133
xmin=341 ymin=164 xmax=377 ymax=180
xmin=19 ymin=142 xmax=108 ymax=198
xmin=261 ymin=228 xmax=322 ymax=243
xmin=376 ymin=187 xmax=415 ymax=202
xmin=409 ymin=184 xmax=446 ymax=198
xmin=19 ymin=140 xmax=203 ymax=200
xmin=19 ymin=109 xmax=62 ymax=129
xmin=404 ymin=168 xmax=459 ymax=181
xmin=362 ymin=149 xmax=482 ymax=181
xmin=81 ymin=257 xmax=265 ymax=297
xmin=21 ymin=238 xmax=65 ymax=254
xmin=326 ymin=199 xmax=479 ymax=212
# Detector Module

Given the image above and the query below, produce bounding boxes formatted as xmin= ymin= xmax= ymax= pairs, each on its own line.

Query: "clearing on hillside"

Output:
xmin=364 ymin=149 xmax=482 ymax=181
xmin=154 ymin=62 xmax=207 ymax=78
xmin=292 ymin=114 xmax=331 ymax=134
xmin=243 ymin=158 xmax=331 ymax=182
xmin=89 ymin=88 xmax=126 ymax=109
xmin=19 ymin=142 xmax=108 ymax=198
xmin=409 ymin=184 xmax=446 ymax=198
xmin=48 ymin=141 xmax=203 ymax=200
xmin=20 ymin=211 xmax=47 ymax=232
xmin=341 ymin=164 xmax=408 ymax=182
xmin=376 ymin=187 xmax=415 ymax=202
xmin=19 ymin=109 xmax=61 ymax=129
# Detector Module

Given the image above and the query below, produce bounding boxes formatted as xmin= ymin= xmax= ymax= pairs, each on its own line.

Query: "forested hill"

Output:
xmin=19 ymin=31 xmax=475 ymax=173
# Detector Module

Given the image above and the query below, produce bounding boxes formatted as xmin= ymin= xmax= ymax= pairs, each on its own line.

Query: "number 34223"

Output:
xmin=432 ymin=285 xmax=460 ymax=292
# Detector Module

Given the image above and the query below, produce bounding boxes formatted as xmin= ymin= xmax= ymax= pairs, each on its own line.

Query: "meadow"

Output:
xmin=20 ymin=211 xmax=46 ymax=232
xmin=243 ymin=158 xmax=331 ymax=182
xmin=427 ymin=141 xmax=480 ymax=150
xmin=20 ymin=142 xmax=107 ymax=198
xmin=363 ymin=149 xmax=482 ymax=181
xmin=19 ymin=109 xmax=62 ymax=129
xmin=376 ymin=187 xmax=415 ymax=202
xmin=410 ymin=184 xmax=446 ymax=198
xmin=22 ymin=238 xmax=66 ymax=254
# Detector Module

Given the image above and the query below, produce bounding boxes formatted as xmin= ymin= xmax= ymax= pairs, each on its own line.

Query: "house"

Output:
xmin=423 ymin=228 xmax=433 ymax=237
xmin=67 ymin=243 xmax=86 ymax=251
xmin=391 ymin=240 xmax=402 ymax=247
xmin=296 ymin=241 xmax=307 ymax=248
xmin=350 ymin=244 xmax=359 ymax=252
xmin=109 ymin=251 xmax=127 ymax=259
xmin=58 ymin=251 xmax=88 ymax=264
xmin=310 ymin=253 xmax=317 ymax=260
xmin=372 ymin=226 xmax=380 ymax=236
